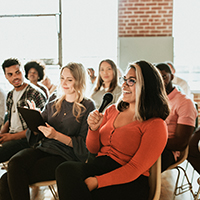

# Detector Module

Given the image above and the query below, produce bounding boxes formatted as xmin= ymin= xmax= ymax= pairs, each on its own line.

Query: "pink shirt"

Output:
xmin=86 ymin=105 xmax=168 ymax=188
xmin=166 ymin=88 xmax=197 ymax=160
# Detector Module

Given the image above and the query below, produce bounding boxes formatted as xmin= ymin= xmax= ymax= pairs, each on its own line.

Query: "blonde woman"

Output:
xmin=0 ymin=62 xmax=95 ymax=200
xmin=90 ymin=59 xmax=122 ymax=110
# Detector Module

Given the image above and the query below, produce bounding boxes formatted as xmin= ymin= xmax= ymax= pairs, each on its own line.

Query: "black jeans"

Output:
xmin=0 ymin=148 xmax=66 ymax=200
xmin=0 ymin=138 xmax=29 ymax=163
xmin=161 ymin=148 xmax=176 ymax=172
xmin=56 ymin=156 xmax=149 ymax=200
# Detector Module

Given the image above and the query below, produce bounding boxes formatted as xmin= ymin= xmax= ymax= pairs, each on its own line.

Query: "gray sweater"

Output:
xmin=91 ymin=85 xmax=122 ymax=110
xmin=26 ymin=98 xmax=95 ymax=162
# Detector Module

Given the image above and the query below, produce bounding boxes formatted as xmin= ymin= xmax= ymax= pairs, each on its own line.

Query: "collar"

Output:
xmin=168 ymin=87 xmax=179 ymax=100
xmin=100 ymin=86 xmax=109 ymax=92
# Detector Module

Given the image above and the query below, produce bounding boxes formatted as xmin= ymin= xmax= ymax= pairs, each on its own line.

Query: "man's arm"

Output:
xmin=166 ymin=124 xmax=194 ymax=151
xmin=0 ymin=128 xmax=27 ymax=144
xmin=0 ymin=121 xmax=9 ymax=134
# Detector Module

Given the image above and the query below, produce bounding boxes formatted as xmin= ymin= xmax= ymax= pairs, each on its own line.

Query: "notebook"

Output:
xmin=17 ymin=107 xmax=46 ymax=132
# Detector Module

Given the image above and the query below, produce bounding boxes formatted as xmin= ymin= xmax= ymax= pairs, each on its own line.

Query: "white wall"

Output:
xmin=118 ymin=36 xmax=174 ymax=72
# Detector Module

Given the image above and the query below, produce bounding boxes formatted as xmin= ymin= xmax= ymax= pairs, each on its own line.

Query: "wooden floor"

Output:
xmin=0 ymin=160 xmax=199 ymax=200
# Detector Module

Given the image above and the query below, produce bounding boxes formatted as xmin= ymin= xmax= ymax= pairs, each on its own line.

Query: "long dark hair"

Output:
xmin=117 ymin=60 xmax=170 ymax=121
xmin=94 ymin=59 xmax=118 ymax=93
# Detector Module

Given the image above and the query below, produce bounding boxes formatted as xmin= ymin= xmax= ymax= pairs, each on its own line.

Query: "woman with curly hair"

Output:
xmin=24 ymin=61 xmax=49 ymax=99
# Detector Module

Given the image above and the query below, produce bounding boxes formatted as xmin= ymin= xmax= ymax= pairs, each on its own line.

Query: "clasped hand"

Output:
xmin=87 ymin=110 xmax=103 ymax=131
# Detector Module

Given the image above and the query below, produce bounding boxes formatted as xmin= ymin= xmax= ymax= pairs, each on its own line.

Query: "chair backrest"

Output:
xmin=167 ymin=145 xmax=189 ymax=170
xmin=148 ymin=156 xmax=161 ymax=200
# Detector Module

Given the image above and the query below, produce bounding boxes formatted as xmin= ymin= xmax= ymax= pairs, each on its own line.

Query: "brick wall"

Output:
xmin=118 ymin=0 xmax=200 ymax=127
xmin=118 ymin=0 xmax=173 ymax=37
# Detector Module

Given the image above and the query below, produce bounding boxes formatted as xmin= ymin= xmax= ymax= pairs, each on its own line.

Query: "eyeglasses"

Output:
xmin=119 ymin=77 xmax=136 ymax=87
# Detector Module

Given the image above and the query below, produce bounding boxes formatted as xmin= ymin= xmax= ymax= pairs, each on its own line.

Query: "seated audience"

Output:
xmin=41 ymin=75 xmax=57 ymax=101
xmin=117 ymin=67 xmax=124 ymax=78
xmin=41 ymin=76 xmax=57 ymax=95
xmin=0 ymin=62 xmax=95 ymax=200
xmin=166 ymin=61 xmax=192 ymax=98
xmin=0 ymin=58 xmax=46 ymax=163
xmin=90 ymin=59 xmax=122 ymax=110
xmin=188 ymin=126 xmax=200 ymax=174
xmin=55 ymin=60 xmax=170 ymax=200
xmin=155 ymin=63 xmax=197 ymax=171
xmin=85 ymin=68 xmax=97 ymax=97
xmin=24 ymin=60 xmax=49 ymax=99
xmin=0 ymin=87 xmax=6 ymax=128
xmin=87 ymin=68 xmax=97 ymax=85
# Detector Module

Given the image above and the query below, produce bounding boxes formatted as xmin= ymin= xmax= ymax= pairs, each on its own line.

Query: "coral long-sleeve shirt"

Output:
xmin=86 ymin=105 xmax=168 ymax=188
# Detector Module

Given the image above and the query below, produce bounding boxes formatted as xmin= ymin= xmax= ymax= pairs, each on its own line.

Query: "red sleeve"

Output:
xmin=96 ymin=118 xmax=168 ymax=188
xmin=86 ymin=105 xmax=114 ymax=153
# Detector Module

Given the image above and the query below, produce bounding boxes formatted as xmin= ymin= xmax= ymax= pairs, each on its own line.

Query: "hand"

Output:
xmin=84 ymin=177 xmax=98 ymax=191
xmin=27 ymin=100 xmax=41 ymax=113
xmin=38 ymin=123 xmax=57 ymax=139
xmin=0 ymin=133 xmax=15 ymax=144
xmin=87 ymin=110 xmax=103 ymax=131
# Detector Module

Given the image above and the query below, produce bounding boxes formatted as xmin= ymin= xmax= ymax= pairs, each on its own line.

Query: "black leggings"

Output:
xmin=0 ymin=148 xmax=66 ymax=200
xmin=56 ymin=156 xmax=149 ymax=200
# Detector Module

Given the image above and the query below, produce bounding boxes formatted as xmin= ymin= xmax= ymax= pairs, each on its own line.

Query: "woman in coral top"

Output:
xmin=56 ymin=60 xmax=170 ymax=200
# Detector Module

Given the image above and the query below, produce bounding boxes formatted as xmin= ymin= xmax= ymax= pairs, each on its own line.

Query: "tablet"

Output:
xmin=17 ymin=107 xmax=46 ymax=132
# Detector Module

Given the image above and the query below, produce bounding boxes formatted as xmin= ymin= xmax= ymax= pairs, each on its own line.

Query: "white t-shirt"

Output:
xmin=9 ymin=87 xmax=27 ymax=133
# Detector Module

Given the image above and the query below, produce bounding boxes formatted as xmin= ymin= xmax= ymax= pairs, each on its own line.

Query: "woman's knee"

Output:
xmin=56 ymin=161 xmax=84 ymax=180
xmin=56 ymin=161 xmax=75 ymax=177
xmin=8 ymin=148 xmax=33 ymax=170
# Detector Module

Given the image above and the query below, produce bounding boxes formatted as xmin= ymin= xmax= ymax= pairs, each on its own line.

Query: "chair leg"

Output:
xmin=48 ymin=185 xmax=59 ymax=200
xmin=194 ymin=178 xmax=200 ymax=200
xmin=180 ymin=161 xmax=189 ymax=186
xmin=172 ymin=167 xmax=181 ymax=200
xmin=172 ymin=166 xmax=195 ymax=199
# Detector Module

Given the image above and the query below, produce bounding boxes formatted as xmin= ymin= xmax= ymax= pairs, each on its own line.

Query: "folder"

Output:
xmin=17 ymin=107 xmax=46 ymax=133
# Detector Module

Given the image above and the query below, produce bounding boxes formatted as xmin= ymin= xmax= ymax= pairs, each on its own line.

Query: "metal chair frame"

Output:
xmin=194 ymin=177 xmax=200 ymax=200
xmin=30 ymin=180 xmax=58 ymax=200
xmin=166 ymin=146 xmax=196 ymax=199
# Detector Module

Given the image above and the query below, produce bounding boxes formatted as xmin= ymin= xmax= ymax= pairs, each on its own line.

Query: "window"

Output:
xmin=0 ymin=0 xmax=118 ymax=93
xmin=173 ymin=0 xmax=200 ymax=93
